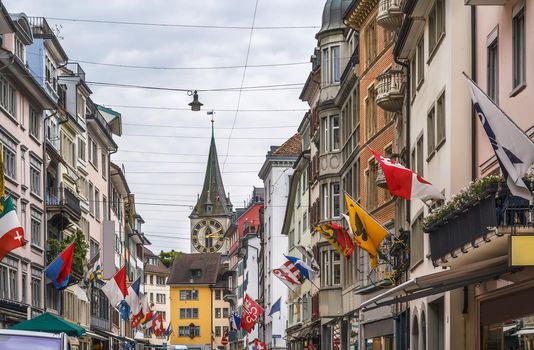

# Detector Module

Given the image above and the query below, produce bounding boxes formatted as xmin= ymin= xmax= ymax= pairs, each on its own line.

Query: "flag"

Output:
xmin=273 ymin=260 xmax=304 ymax=291
xmin=268 ymin=297 xmax=281 ymax=316
xmin=370 ymin=149 xmax=445 ymax=201
xmin=88 ymin=264 xmax=103 ymax=286
xmin=284 ymin=255 xmax=316 ymax=281
xmin=221 ymin=328 xmax=228 ymax=345
xmin=345 ymin=193 xmax=389 ymax=268
xmin=101 ymin=266 xmax=128 ymax=308
xmin=295 ymin=245 xmax=319 ymax=272
xmin=152 ymin=312 xmax=165 ymax=336
xmin=45 ymin=242 xmax=75 ymax=289
xmin=255 ymin=339 xmax=266 ymax=350
xmin=0 ymin=196 xmax=25 ymax=261
xmin=117 ymin=300 xmax=131 ymax=321
xmin=231 ymin=312 xmax=241 ymax=331
xmin=314 ymin=222 xmax=355 ymax=258
xmin=466 ymin=76 xmax=534 ymax=200
xmin=164 ymin=323 xmax=173 ymax=340
xmin=240 ymin=294 xmax=263 ymax=333
xmin=140 ymin=310 xmax=155 ymax=329
xmin=126 ymin=277 xmax=143 ymax=314
xmin=131 ymin=308 xmax=145 ymax=328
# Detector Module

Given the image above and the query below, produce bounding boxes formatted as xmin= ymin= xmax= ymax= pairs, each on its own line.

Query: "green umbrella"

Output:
xmin=11 ymin=312 xmax=86 ymax=337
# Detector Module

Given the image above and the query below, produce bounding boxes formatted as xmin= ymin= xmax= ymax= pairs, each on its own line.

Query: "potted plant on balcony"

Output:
xmin=423 ymin=175 xmax=502 ymax=232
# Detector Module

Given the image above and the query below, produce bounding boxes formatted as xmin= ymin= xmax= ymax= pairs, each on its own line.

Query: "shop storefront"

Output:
xmin=361 ymin=318 xmax=394 ymax=350
xmin=478 ymin=280 xmax=534 ymax=350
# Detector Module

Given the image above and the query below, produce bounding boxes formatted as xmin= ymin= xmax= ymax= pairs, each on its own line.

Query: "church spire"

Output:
xmin=190 ymin=116 xmax=232 ymax=218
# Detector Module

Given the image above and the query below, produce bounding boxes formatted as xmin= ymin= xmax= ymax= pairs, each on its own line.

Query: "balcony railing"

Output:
xmin=426 ymin=189 xmax=533 ymax=262
xmin=375 ymin=69 xmax=405 ymax=112
xmin=377 ymin=0 xmax=404 ymax=31
xmin=27 ymin=17 xmax=55 ymax=39
xmin=46 ymin=185 xmax=82 ymax=222
xmin=91 ymin=315 xmax=111 ymax=331
xmin=65 ymin=63 xmax=86 ymax=81
xmin=87 ymin=110 xmax=113 ymax=139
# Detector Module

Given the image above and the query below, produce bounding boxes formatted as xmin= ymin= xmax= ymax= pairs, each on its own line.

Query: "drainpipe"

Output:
xmin=470 ymin=6 xmax=477 ymax=181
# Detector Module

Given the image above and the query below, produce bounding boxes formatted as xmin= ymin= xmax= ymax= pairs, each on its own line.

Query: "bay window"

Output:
xmin=321 ymin=248 xmax=342 ymax=287
xmin=321 ymin=115 xmax=340 ymax=153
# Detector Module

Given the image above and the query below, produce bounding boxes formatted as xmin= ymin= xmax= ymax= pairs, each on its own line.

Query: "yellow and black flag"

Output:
xmin=344 ymin=193 xmax=389 ymax=268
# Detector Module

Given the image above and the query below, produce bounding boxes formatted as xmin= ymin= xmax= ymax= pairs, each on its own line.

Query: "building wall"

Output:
xmin=170 ymin=285 xmax=213 ymax=348
xmin=474 ymin=0 xmax=534 ymax=177
xmin=212 ymin=288 xmax=230 ymax=348
xmin=144 ymin=272 xmax=170 ymax=346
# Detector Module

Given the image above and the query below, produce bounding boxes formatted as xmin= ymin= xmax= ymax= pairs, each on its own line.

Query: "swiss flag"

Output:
xmin=255 ymin=338 xmax=266 ymax=350
xmin=371 ymin=149 xmax=445 ymax=201
xmin=152 ymin=312 xmax=165 ymax=336
xmin=240 ymin=294 xmax=264 ymax=333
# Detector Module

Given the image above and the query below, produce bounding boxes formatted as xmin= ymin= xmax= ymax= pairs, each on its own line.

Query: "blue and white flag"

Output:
xmin=163 ymin=323 xmax=173 ymax=340
xmin=126 ymin=277 xmax=143 ymax=314
xmin=466 ymin=76 xmax=534 ymax=200
xmin=268 ymin=297 xmax=281 ymax=317
xmin=285 ymin=255 xmax=316 ymax=281
xmin=117 ymin=300 xmax=131 ymax=321
xmin=231 ymin=312 xmax=241 ymax=331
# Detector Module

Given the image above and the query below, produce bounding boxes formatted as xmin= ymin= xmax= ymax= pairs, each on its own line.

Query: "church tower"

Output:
xmin=189 ymin=121 xmax=232 ymax=254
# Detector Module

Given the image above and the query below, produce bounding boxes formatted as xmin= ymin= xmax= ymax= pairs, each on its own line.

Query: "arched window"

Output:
xmin=426 ymin=310 xmax=430 ymax=348
xmin=412 ymin=314 xmax=420 ymax=350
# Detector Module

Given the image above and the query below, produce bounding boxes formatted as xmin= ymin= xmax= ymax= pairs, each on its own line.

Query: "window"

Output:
xmin=429 ymin=0 xmax=445 ymax=54
xmin=512 ymin=3 xmax=525 ymax=90
xmin=89 ymin=138 xmax=98 ymax=169
xmin=156 ymin=276 xmax=165 ymax=285
xmin=89 ymin=239 xmax=99 ymax=261
xmin=29 ymin=107 xmax=40 ymax=140
xmin=89 ymin=183 xmax=94 ymax=215
xmin=14 ymin=37 xmax=25 ymax=62
xmin=223 ymin=308 xmax=229 ymax=318
xmin=428 ymin=298 xmax=445 ymax=350
xmin=417 ymin=136 xmax=424 ymax=177
xmin=178 ymin=326 xmax=200 ymax=337
xmin=365 ymin=86 xmax=377 ymax=139
xmin=60 ymin=133 xmax=75 ymax=167
xmin=411 ymin=212 xmax=424 ymax=266
xmin=156 ymin=293 xmax=166 ymax=304
xmin=179 ymin=289 xmax=199 ymax=300
xmin=215 ymin=308 xmax=222 ymax=318
xmin=78 ymin=139 xmax=86 ymax=161
xmin=30 ymin=209 xmax=42 ymax=247
xmin=366 ymin=161 xmax=379 ymax=210
xmin=101 ymin=152 xmax=107 ymax=179
xmin=303 ymin=212 xmax=308 ymax=231
xmin=30 ymin=156 xmax=42 ymax=196
xmin=365 ymin=20 xmax=377 ymax=67
xmin=21 ymin=272 xmax=27 ymax=303
xmin=45 ymin=55 xmax=56 ymax=90
xmin=322 ymin=183 xmax=329 ymax=219
xmin=436 ymin=92 xmax=446 ymax=145
xmin=215 ymin=326 xmax=221 ymax=337
xmin=1 ymin=131 xmax=17 ymax=180
xmin=215 ymin=290 xmax=221 ymax=300
xmin=332 ymin=46 xmax=340 ymax=83
xmin=410 ymin=57 xmax=417 ymax=100
xmin=427 ymin=106 xmax=436 ymax=155
xmin=31 ymin=267 xmax=42 ymax=308
xmin=102 ymin=195 xmax=108 ymax=221
xmin=76 ymin=92 xmax=86 ymax=120
xmin=487 ymin=32 xmax=499 ymax=103
xmin=322 ymin=48 xmax=329 ymax=83
xmin=417 ymin=37 xmax=424 ymax=86
xmin=95 ymin=188 xmax=100 ymax=220
xmin=354 ymin=160 xmax=360 ymax=199
xmin=331 ymin=182 xmax=340 ymax=218
xmin=0 ymin=256 xmax=18 ymax=301
xmin=0 ymin=74 xmax=17 ymax=118
xmin=320 ymin=249 xmax=341 ymax=287
xmin=331 ymin=115 xmax=340 ymax=151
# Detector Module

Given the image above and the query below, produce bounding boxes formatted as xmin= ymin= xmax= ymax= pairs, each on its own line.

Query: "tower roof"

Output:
xmin=190 ymin=126 xmax=232 ymax=218
xmin=316 ymin=0 xmax=352 ymax=38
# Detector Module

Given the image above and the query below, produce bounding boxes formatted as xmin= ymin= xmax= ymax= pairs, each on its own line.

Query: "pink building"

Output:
xmin=473 ymin=0 xmax=533 ymax=177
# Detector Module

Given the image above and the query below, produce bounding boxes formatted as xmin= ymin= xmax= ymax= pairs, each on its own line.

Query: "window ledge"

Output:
xmin=29 ymin=134 xmax=41 ymax=146
xmin=0 ymin=105 xmax=18 ymax=125
xmin=510 ymin=82 xmax=526 ymax=97
xmin=426 ymin=149 xmax=436 ymax=162
xmin=31 ymin=244 xmax=44 ymax=254
xmin=416 ymin=78 xmax=425 ymax=91
xmin=30 ymin=192 xmax=43 ymax=202
xmin=427 ymin=32 xmax=446 ymax=66
xmin=5 ymin=176 xmax=19 ymax=187
xmin=409 ymin=259 xmax=424 ymax=272
xmin=435 ymin=138 xmax=446 ymax=153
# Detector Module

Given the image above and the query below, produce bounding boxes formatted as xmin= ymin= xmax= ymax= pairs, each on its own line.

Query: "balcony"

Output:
xmin=46 ymin=185 xmax=82 ymax=228
xmin=377 ymin=0 xmax=404 ymax=31
xmin=65 ymin=63 xmax=86 ymax=81
xmin=425 ymin=184 xmax=533 ymax=267
xmin=375 ymin=69 xmax=405 ymax=112
xmin=91 ymin=315 xmax=111 ymax=332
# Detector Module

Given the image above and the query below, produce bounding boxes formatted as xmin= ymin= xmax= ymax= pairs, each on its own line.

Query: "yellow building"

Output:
xmin=168 ymin=253 xmax=231 ymax=350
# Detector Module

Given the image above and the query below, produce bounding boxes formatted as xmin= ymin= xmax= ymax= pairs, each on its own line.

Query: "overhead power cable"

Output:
xmin=86 ymin=81 xmax=303 ymax=92
xmin=122 ymin=133 xmax=287 ymax=140
xmin=123 ymin=123 xmax=298 ymax=130
xmin=73 ymin=59 xmax=309 ymax=70
xmin=117 ymin=149 xmax=264 ymax=157
xmin=44 ymin=16 xmax=320 ymax=30
xmin=103 ymin=104 xmax=307 ymax=112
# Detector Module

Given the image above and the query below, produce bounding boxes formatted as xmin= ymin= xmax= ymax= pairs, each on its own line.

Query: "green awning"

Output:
xmin=10 ymin=312 xmax=86 ymax=337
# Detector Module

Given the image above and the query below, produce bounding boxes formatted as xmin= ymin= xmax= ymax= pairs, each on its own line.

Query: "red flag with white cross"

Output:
xmin=240 ymin=294 xmax=264 ymax=333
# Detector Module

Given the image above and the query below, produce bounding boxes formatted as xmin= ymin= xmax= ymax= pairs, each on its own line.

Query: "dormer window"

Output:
xmin=205 ymin=204 xmax=212 ymax=214
xmin=14 ymin=37 xmax=25 ymax=63
xmin=190 ymin=269 xmax=202 ymax=279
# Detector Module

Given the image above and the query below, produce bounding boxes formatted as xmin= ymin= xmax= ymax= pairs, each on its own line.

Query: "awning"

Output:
xmin=514 ymin=329 xmax=534 ymax=336
xmin=10 ymin=312 xmax=86 ymax=337
xmin=83 ymin=331 xmax=108 ymax=341
xmin=360 ymin=256 xmax=511 ymax=312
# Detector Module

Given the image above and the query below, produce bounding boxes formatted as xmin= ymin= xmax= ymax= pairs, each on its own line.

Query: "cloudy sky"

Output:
xmin=5 ymin=0 xmax=325 ymax=253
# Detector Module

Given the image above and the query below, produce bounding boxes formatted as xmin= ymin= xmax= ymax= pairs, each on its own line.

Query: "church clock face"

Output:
xmin=191 ymin=219 xmax=225 ymax=253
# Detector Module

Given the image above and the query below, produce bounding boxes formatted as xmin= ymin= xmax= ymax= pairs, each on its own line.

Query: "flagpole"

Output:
xmin=344 ymin=191 xmax=393 ymax=237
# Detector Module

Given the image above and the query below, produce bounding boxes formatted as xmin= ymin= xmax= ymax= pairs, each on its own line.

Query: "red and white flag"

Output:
xmin=371 ymin=149 xmax=445 ymax=201
xmin=101 ymin=266 xmax=128 ymax=308
xmin=240 ymin=294 xmax=264 ymax=333
xmin=0 ymin=196 xmax=25 ymax=261
xmin=255 ymin=338 xmax=266 ymax=350
xmin=151 ymin=312 xmax=165 ymax=336
xmin=273 ymin=260 xmax=304 ymax=291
